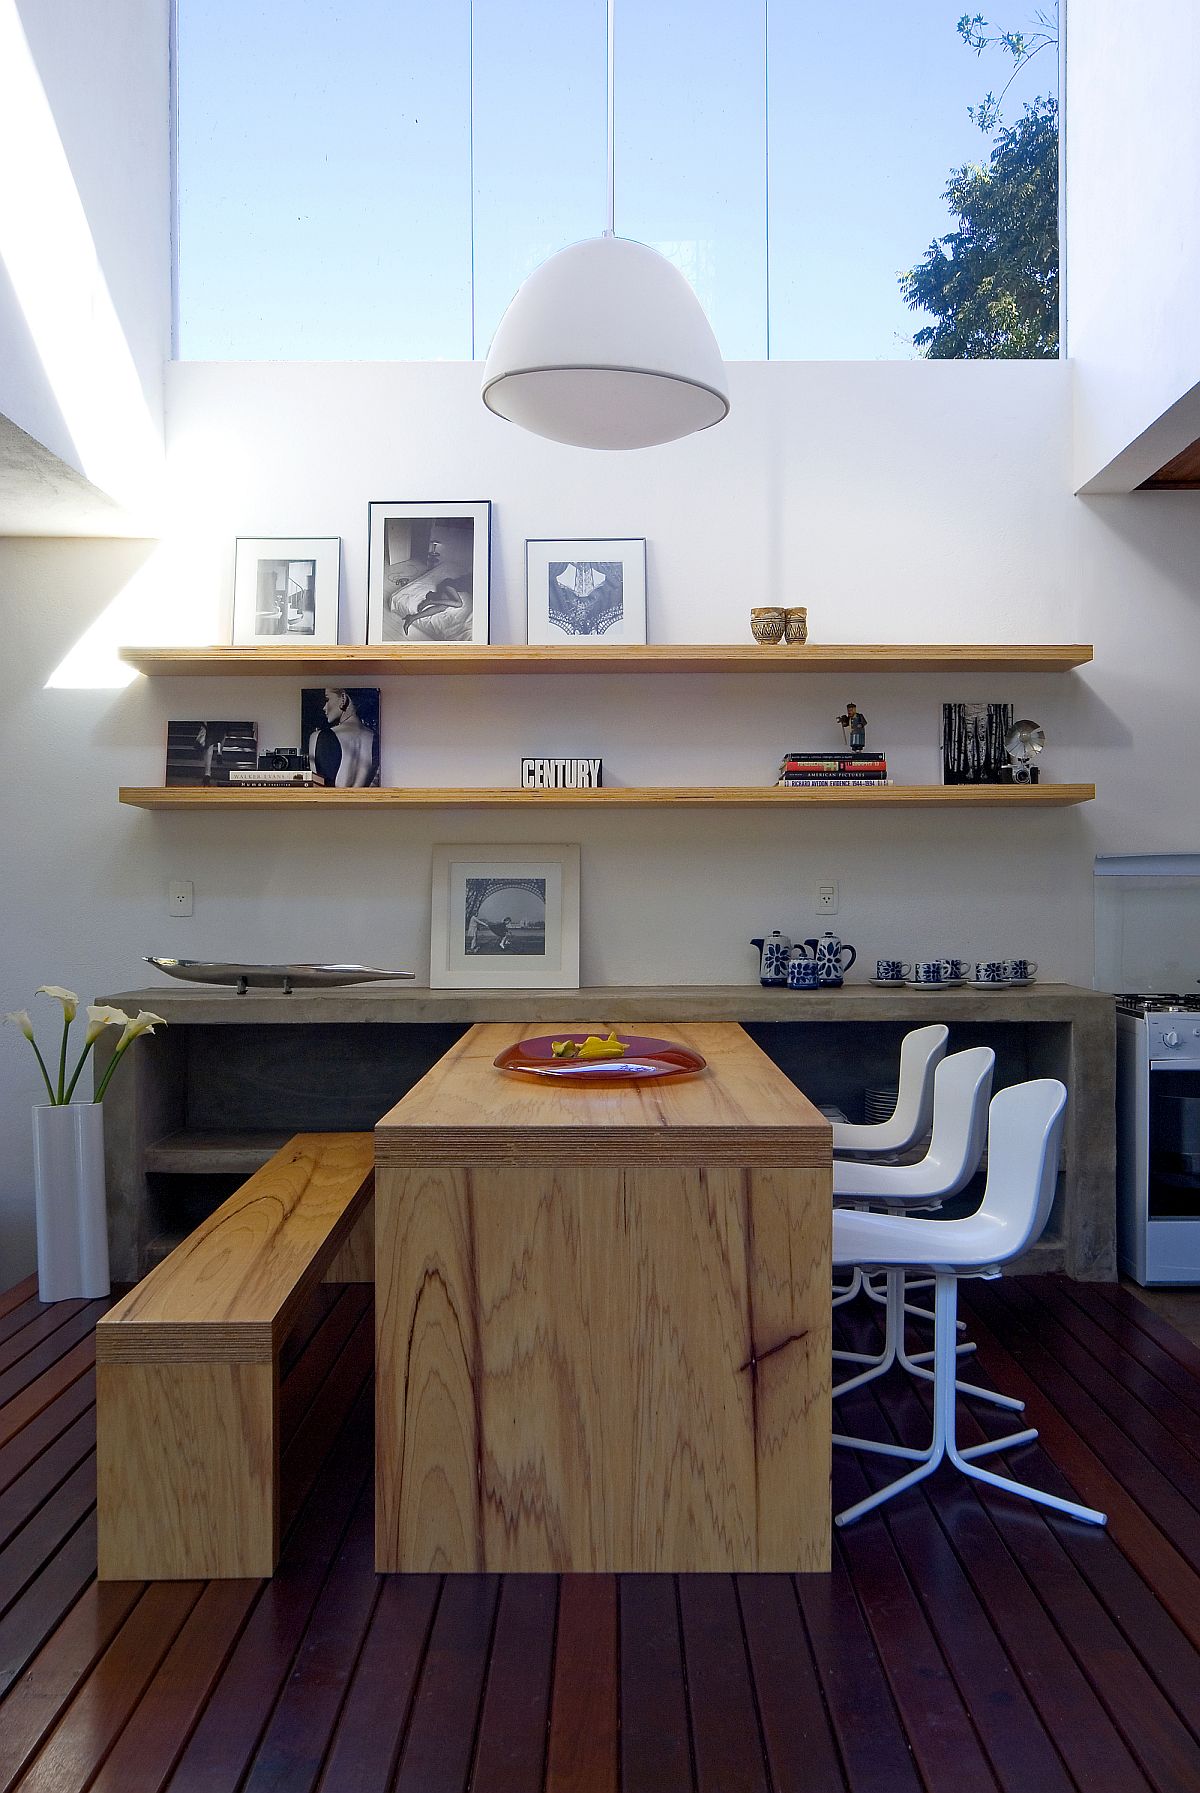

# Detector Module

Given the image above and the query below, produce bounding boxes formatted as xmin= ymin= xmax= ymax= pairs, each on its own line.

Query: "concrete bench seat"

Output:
xmin=96 ymin=1131 xmax=374 ymax=1579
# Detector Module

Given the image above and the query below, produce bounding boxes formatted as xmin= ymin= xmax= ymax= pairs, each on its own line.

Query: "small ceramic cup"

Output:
xmin=875 ymin=959 xmax=909 ymax=983
xmin=974 ymin=960 xmax=1006 ymax=983
xmin=783 ymin=606 xmax=808 ymax=645
xmin=750 ymin=606 xmax=786 ymax=645
xmin=941 ymin=958 xmax=969 ymax=982
xmin=787 ymin=955 xmax=820 ymax=989
xmin=912 ymin=960 xmax=945 ymax=985
xmin=1003 ymin=958 xmax=1038 ymax=982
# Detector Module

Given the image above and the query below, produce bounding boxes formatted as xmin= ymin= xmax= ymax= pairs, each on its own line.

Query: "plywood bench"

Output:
xmin=96 ymin=1131 xmax=374 ymax=1580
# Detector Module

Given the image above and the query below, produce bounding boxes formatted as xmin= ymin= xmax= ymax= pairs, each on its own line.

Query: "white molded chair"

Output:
xmin=832 ymin=1046 xmax=995 ymax=1400
xmin=832 ymin=1023 xmax=949 ymax=1156
xmin=830 ymin=1023 xmax=949 ymax=1311
xmin=832 ymin=1078 xmax=1106 ymax=1530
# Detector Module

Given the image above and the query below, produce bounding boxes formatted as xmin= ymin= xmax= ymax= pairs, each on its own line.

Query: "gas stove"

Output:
xmin=1117 ymin=993 xmax=1200 ymax=1017
xmin=1117 ymin=995 xmax=1200 ymax=1284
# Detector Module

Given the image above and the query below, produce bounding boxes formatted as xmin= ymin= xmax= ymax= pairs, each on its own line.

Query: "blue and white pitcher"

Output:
xmin=751 ymin=931 xmax=792 ymax=986
xmin=803 ymin=930 xmax=857 ymax=986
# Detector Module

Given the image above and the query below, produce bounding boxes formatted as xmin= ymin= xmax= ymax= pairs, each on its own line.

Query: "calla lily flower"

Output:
xmin=84 ymin=1004 xmax=131 ymax=1047
xmin=114 ymin=1010 xmax=167 ymax=1052
xmin=7 ymin=988 xmax=167 ymax=1105
xmin=37 ymin=986 xmax=79 ymax=1021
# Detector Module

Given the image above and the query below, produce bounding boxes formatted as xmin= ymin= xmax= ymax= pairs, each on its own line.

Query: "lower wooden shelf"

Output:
xmin=119 ymin=784 xmax=1096 ymax=811
xmin=142 ymin=1130 xmax=295 ymax=1175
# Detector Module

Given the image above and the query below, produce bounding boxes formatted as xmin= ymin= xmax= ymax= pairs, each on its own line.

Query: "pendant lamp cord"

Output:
xmin=605 ymin=0 xmax=615 ymax=235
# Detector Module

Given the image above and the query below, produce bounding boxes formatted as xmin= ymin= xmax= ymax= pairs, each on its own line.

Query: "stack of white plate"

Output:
xmin=865 ymin=1085 xmax=898 ymax=1123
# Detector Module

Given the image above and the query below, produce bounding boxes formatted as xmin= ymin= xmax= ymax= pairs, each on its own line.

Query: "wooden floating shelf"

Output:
xmin=120 ymin=784 xmax=1096 ymax=811
xmin=118 ymin=643 xmax=1094 ymax=678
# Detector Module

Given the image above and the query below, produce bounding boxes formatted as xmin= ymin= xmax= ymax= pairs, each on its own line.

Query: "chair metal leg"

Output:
xmin=834 ymin=1272 xmax=1108 ymax=1528
xmin=832 ymin=1268 xmax=902 ymax=1395
xmin=895 ymin=1325 xmax=1025 ymax=1412
xmin=863 ymin=1269 xmax=965 ymax=1330
xmin=832 ymin=1265 xmax=863 ymax=1307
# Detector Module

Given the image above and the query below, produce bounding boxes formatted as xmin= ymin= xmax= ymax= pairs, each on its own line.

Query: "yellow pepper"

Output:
xmin=550 ymin=1033 xmax=627 ymax=1060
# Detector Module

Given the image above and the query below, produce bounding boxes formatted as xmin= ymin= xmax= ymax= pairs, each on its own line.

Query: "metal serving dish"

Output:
xmin=145 ymin=958 xmax=416 ymax=994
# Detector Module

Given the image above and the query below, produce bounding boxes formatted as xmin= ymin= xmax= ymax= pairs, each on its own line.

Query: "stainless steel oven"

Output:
xmin=1117 ymin=1004 xmax=1200 ymax=1283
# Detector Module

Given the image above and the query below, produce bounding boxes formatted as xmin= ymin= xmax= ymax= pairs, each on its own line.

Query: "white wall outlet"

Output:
xmin=168 ymin=879 xmax=194 ymax=918
xmin=816 ymin=880 xmax=840 ymax=915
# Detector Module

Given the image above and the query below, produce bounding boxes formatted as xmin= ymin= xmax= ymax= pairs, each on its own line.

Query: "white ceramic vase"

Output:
xmin=32 ymin=1103 xmax=110 ymax=1301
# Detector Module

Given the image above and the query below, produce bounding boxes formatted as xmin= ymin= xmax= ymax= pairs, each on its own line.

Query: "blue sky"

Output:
xmin=176 ymin=1 xmax=1056 ymax=361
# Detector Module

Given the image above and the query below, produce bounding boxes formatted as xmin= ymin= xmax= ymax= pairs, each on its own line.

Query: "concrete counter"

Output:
xmin=96 ymin=982 xmax=1114 ymax=1284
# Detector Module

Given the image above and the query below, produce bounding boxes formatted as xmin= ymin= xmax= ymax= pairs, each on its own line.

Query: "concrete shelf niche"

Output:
xmin=93 ymin=983 xmax=1115 ymax=1286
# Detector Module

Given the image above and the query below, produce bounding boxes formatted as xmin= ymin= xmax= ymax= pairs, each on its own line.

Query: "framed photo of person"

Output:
xmin=232 ymin=537 xmax=341 ymax=645
xmin=430 ymin=843 xmax=580 ymax=989
xmin=525 ymin=538 xmax=647 ymax=645
xmin=300 ymin=687 xmax=381 ymax=788
xmin=367 ymin=501 xmax=490 ymax=645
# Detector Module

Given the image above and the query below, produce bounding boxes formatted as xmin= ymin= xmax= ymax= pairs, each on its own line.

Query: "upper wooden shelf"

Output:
xmin=119 ymin=784 xmax=1096 ymax=811
xmin=118 ymin=643 xmax=1094 ymax=678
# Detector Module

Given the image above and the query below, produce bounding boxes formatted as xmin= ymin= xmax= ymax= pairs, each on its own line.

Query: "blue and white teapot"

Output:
xmin=751 ymin=930 xmax=792 ymax=986
xmin=802 ymin=930 xmax=857 ymax=987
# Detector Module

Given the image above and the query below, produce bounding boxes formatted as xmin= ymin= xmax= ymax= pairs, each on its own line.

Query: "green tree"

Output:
xmin=901 ymin=98 xmax=1058 ymax=358
xmin=901 ymin=9 xmax=1059 ymax=358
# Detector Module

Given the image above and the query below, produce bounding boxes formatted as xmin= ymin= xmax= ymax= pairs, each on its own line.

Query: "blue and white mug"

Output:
xmin=912 ymin=960 xmax=945 ymax=985
xmin=941 ymin=957 xmax=969 ymax=982
xmin=787 ymin=955 xmax=820 ymax=989
xmin=876 ymin=959 xmax=909 ymax=983
xmin=1003 ymin=958 xmax=1038 ymax=982
xmin=974 ymin=960 xmax=1006 ymax=983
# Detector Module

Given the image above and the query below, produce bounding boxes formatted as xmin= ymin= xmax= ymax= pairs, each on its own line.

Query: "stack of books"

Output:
xmin=222 ymin=767 xmax=315 ymax=788
xmin=776 ymin=750 xmax=891 ymax=788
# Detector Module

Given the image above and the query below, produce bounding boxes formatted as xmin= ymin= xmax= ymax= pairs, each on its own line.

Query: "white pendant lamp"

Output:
xmin=481 ymin=1 xmax=729 ymax=450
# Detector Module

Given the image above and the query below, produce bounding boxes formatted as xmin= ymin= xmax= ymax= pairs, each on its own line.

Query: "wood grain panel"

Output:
xmin=96 ymin=1359 xmax=277 ymax=1580
xmin=97 ymin=1134 xmax=373 ymax=1361
xmin=747 ymin=1166 xmax=832 ymax=1571
xmin=120 ymin=782 xmax=1098 ymax=811
xmin=375 ymin=1022 xmax=831 ymax=1170
xmin=323 ymin=1201 xmax=374 ymax=1284
xmin=375 ymin=1166 xmax=480 ymax=1574
xmin=1140 ymin=438 xmax=1200 ymax=489
xmin=375 ymin=1159 xmax=830 ymax=1573
xmin=120 ymin=642 xmax=1094 ymax=677
xmin=473 ymin=1164 xmax=757 ymax=1572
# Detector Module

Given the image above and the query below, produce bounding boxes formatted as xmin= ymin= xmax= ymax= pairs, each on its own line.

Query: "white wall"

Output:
xmin=1067 ymin=0 xmax=1200 ymax=490
xmin=2 ymin=357 xmax=1199 ymax=1274
xmin=0 ymin=0 xmax=170 ymax=515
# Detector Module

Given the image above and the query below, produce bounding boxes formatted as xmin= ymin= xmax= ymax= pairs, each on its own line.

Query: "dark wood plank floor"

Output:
xmin=1 ymin=1272 xmax=1200 ymax=1791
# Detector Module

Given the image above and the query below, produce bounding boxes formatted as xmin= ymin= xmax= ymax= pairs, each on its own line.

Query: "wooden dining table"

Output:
xmin=374 ymin=1020 xmax=833 ymax=1574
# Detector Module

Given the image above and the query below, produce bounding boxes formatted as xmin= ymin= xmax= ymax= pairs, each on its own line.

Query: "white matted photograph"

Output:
xmin=367 ymin=501 xmax=490 ymax=645
xmin=525 ymin=538 xmax=647 ymax=645
xmin=232 ymin=537 xmax=341 ymax=644
xmin=430 ymin=844 xmax=580 ymax=988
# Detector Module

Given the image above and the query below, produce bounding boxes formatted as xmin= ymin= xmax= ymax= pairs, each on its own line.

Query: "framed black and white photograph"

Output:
xmin=430 ymin=844 xmax=580 ymax=988
xmin=367 ymin=501 xmax=490 ymax=645
xmin=941 ymin=702 xmax=1015 ymax=784
xmin=525 ymin=538 xmax=647 ymax=645
xmin=300 ymin=687 xmax=381 ymax=788
xmin=232 ymin=536 xmax=341 ymax=645
xmin=165 ymin=720 xmax=258 ymax=786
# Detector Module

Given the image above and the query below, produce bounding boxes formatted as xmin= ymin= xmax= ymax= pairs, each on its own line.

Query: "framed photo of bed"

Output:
xmin=367 ymin=501 xmax=491 ymax=645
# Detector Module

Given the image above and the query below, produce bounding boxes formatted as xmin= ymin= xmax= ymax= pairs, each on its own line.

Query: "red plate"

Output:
xmin=493 ymin=1032 xmax=707 ymax=1083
